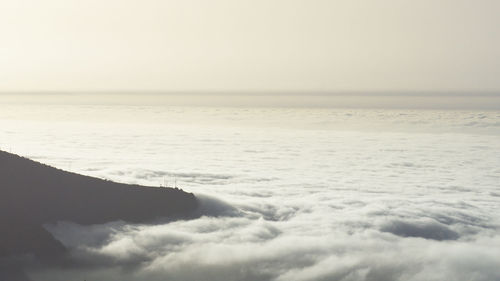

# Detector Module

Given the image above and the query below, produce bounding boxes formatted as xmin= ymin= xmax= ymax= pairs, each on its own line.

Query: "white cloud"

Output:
xmin=1 ymin=106 xmax=499 ymax=281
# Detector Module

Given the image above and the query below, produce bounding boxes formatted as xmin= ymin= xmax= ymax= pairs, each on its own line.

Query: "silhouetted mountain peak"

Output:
xmin=0 ymin=150 xmax=198 ymax=261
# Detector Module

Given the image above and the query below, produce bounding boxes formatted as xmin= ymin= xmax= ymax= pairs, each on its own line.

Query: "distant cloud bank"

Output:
xmin=1 ymin=92 xmax=500 ymax=110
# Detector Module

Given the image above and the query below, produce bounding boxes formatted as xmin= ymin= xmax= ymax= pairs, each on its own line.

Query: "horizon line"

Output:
xmin=1 ymin=90 xmax=499 ymax=97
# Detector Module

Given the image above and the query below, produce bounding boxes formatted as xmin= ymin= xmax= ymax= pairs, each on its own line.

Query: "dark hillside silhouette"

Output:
xmin=0 ymin=150 xmax=197 ymax=261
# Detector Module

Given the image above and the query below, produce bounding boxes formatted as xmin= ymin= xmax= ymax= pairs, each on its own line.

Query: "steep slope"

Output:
xmin=0 ymin=150 xmax=198 ymax=259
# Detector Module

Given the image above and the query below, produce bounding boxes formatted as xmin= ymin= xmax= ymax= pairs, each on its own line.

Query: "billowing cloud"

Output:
xmin=1 ymin=106 xmax=499 ymax=281
xmin=380 ymin=219 xmax=460 ymax=240
xmin=33 ymin=214 xmax=500 ymax=281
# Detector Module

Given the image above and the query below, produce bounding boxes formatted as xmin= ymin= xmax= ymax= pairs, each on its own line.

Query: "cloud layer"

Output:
xmin=1 ymin=105 xmax=499 ymax=281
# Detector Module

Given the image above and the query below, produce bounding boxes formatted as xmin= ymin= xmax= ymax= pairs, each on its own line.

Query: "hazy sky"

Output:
xmin=0 ymin=0 xmax=499 ymax=93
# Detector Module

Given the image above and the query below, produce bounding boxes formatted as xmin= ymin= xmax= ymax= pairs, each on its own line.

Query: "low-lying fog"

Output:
xmin=1 ymin=104 xmax=499 ymax=281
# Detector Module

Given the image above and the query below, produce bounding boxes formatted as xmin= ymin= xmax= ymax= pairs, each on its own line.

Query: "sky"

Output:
xmin=0 ymin=0 xmax=499 ymax=93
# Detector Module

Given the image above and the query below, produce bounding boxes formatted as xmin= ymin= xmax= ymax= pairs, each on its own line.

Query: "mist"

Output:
xmin=1 ymin=0 xmax=499 ymax=279
xmin=1 ymin=92 xmax=500 ymax=110
xmin=1 ymin=104 xmax=499 ymax=280
xmin=1 ymin=0 xmax=500 ymax=93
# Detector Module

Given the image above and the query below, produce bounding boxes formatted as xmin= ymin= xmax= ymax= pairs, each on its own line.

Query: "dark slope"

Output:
xmin=0 ymin=150 xmax=198 ymax=260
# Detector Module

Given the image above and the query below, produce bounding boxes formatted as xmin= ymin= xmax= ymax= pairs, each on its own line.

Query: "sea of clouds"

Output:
xmin=1 ymin=105 xmax=499 ymax=281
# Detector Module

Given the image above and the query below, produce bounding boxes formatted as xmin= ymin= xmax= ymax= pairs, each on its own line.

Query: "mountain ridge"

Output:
xmin=0 ymin=150 xmax=198 ymax=262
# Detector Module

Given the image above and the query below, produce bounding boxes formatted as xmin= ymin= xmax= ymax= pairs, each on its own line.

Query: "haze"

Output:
xmin=1 ymin=0 xmax=500 ymax=93
xmin=1 ymin=2 xmax=500 ymax=280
